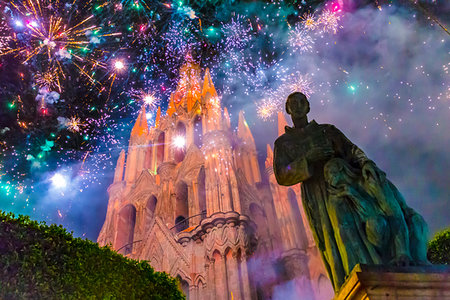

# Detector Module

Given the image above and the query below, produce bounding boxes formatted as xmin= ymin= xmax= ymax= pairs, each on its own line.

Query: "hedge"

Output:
xmin=427 ymin=227 xmax=450 ymax=265
xmin=0 ymin=211 xmax=185 ymax=299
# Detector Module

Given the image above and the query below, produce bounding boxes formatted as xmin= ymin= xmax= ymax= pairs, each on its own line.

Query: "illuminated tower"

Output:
xmin=98 ymin=56 xmax=332 ymax=299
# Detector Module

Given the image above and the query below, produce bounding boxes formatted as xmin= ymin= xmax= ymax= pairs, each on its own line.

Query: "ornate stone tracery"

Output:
xmin=98 ymin=57 xmax=333 ymax=299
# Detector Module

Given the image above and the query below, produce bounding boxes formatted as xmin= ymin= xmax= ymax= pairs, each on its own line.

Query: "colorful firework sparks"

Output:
xmin=66 ymin=116 xmax=84 ymax=133
xmin=301 ymin=12 xmax=317 ymax=31
xmin=288 ymin=26 xmax=314 ymax=53
xmin=257 ymin=99 xmax=277 ymax=121
xmin=0 ymin=0 xmax=447 ymax=240
xmin=221 ymin=16 xmax=252 ymax=51
xmin=2 ymin=0 xmax=120 ymax=90
xmin=318 ymin=9 xmax=341 ymax=34
xmin=129 ymin=89 xmax=160 ymax=110
xmin=34 ymin=67 xmax=59 ymax=90
xmin=256 ymin=73 xmax=314 ymax=120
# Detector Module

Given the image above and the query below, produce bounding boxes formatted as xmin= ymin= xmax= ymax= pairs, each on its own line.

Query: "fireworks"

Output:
xmin=301 ymin=13 xmax=317 ymax=31
xmin=129 ymin=89 xmax=160 ymax=110
xmin=318 ymin=9 xmax=341 ymax=34
xmin=34 ymin=67 xmax=59 ymax=90
xmin=1 ymin=0 xmax=119 ymax=92
xmin=114 ymin=60 xmax=125 ymax=71
xmin=256 ymin=73 xmax=314 ymax=120
xmin=288 ymin=26 xmax=314 ymax=53
xmin=222 ymin=17 xmax=252 ymax=51
xmin=67 ymin=117 xmax=84 ymax=133
xmin=257 ymin=99 xmax=277 ymax=121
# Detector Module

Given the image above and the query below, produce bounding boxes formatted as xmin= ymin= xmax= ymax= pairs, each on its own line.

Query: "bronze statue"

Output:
xmin=273 ymin=92 xmax=429 ymax=291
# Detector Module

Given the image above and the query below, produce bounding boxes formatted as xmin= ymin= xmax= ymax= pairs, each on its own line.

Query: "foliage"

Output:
xmin=0 ymin=211 xmax=185 ymax=299
xmin=427 ymin=228 xmax=450 ymax=265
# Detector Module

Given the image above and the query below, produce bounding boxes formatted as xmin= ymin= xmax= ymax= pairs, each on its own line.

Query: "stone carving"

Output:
xmin=274 ymin=92 xmax=429 ymax=291
xmin=99 ymin=57 xmax=334 ymax=299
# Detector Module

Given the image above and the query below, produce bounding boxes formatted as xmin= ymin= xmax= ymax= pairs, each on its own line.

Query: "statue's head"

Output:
xmin=286 ymin=92 xmax=310 ymax=118
xmin=324 ymin=158 xmax=358 ymax=187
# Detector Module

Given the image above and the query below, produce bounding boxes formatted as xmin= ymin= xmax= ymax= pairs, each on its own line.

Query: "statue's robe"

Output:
xmin=273 ymin=120 xmax=372 ymax=290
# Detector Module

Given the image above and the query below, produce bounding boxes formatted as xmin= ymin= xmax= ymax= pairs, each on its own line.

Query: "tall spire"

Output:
xmin=223 ymin=107 xmax=231 ymax=129
xmin=113 ymin=149 xmax=126 ymax=182
xmin=171 ymin=52 xmax=201 ymax=113
xmin=202 ymin=68 xmax=218 ymax=99
xmin=131 ymin=106 xmax=149 ymax=137
xmin=154 ymin=106 xmax=161 ymax=128
xmin=237 ymin=111 xmax=255 ymax=147
xmin=167 ymin=95 xmax=176 ymax=116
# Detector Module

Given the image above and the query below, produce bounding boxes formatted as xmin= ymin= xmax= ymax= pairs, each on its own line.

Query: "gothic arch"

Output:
xmin=176 ymin=274 xmax=190 ymax=299
xmin=156 ymin=131 xmax=165 ymax=167
xmin=194 ymin=274 xmax=206 ymax=287
xmin=144 ymin=195 xmax=157 ymax=229
xmin=174 ymin=122 xmax=187 ymax=163
xmin=197 ymin=167 xmax=206 ymax=219
xmin=144 ymin=142 xmax=153 ymax=170
xmin=175 ymin=181 xmax=189 ymax=232
xmin=193 ymin=115 xmax=202 ymax=148
xmin=115 ymin=204 xmax=136 ymax=255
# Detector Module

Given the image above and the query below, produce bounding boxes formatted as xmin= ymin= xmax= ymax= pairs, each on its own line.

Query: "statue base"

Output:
xmin=334 ymin=264 xmax=450 ymax=300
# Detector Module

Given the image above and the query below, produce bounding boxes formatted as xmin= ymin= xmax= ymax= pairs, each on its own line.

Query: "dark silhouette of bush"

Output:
xmin=0 ymin=211 xmax=185 ymax=299
xmin=427 ymin=228 xmax=450 ymax=265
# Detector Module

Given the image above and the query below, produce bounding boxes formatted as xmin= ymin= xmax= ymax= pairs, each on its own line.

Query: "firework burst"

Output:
xmin=301 ymin=13 xmax=317 ymax=31
xmin=2 ymin=0 xmax=120 ymax=91
xmin=257 ymin=99 xmax=277 ymax=121
xmin=318 ymin=9 xmax=341 ymax=34
xmin=288 ymin=26 xmax=314 ymax=53
xmin=67 ymin=116 xmax=85 ymax=133
xmin=34 ymin=67 xmax=59 ymax=90
xmin=222 ymin=16 xmax=251 ymax=51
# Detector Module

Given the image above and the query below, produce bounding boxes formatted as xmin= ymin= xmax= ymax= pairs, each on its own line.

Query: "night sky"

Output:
xmin=0 ymin=0 xmax=448 ymax=241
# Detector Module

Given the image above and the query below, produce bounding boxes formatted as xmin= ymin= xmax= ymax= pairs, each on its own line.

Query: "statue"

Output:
xmin=273 ymin=92 xmax=429 ymax=291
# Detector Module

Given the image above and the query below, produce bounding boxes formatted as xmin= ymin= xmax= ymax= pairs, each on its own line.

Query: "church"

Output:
xmin=97 ymin=56 xmax=333 ymax=299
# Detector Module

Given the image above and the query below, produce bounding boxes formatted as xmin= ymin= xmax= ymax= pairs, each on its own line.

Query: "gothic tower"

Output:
xmin=98 ymin=56 xmax=333 ymax=299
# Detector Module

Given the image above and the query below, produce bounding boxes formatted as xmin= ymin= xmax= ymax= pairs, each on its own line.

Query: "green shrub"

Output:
xmin=0 ymin=211 xmax=185 ymax=299
xmin=427 ymin=228 xmax=450 ymax=265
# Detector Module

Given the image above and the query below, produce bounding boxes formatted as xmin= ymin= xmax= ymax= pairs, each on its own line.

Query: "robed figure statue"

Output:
xmin=273 ymin=92 xmax=429 ymax=291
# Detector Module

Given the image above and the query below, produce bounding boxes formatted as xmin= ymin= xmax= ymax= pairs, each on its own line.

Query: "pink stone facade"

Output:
xmin=98 ymin=58 xmax=334 ymax=299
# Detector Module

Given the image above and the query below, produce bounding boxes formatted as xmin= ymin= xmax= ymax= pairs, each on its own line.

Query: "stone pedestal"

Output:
xmin=334 ymin=264 xmax=450 ymax=300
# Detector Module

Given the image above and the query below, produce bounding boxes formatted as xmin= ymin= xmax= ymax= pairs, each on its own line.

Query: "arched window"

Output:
xmin=177 ymin=275 xmax=190 ymax=299
xmin=156 ymin=132 xmax=165 ymax=167
xmin=175 ymin=216 xmax=187 ymax=233
xmin=198 ymin=167 xmax=206 ymax=219
xmin=116 ymin=204 xmax=136 ymax=255
xmin=193 ymin=115 xmax=202 ymax=148
xmin=144 ymin=143 xmax=153 ymax=170
xmin=146 ymin=195 xmax=157 ymax=219
xmin=174 ymin=122 xmax=186 ymax=163
xmin=175 ymin=181 xmax=189 ymax=232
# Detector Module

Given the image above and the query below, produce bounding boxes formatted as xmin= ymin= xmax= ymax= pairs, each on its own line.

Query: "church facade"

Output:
xmin=97 ymin=57 xmax=333 ymax=299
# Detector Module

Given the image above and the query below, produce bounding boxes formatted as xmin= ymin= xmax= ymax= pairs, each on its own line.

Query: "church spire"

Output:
xmin=237 ymin=111 xmax=256 ymax=148
xmin=154 ymin=106 xmax=161 ymax=128
xmin=131 ymin=106 xmax=149 ymax=138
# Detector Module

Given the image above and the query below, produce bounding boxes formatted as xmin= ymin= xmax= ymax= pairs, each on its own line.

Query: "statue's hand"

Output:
xmin=362 ymin=162 xmax=386 ymax=184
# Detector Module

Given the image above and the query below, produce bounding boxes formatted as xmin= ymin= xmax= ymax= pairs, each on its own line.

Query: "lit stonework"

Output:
xmin=98 ymin=56 xmax=334 ymax=299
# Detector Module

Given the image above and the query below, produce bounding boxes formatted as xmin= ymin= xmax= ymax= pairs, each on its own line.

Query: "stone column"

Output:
xmin=239 ymin=254 xmax=252 ymax=300
xmin=226 ymin=251 xmax=242 ymax=299
xmin=214 ymin=253 xmax=228 ymax=300
xmin=207 ymin=260 xmax=216 ymax=299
